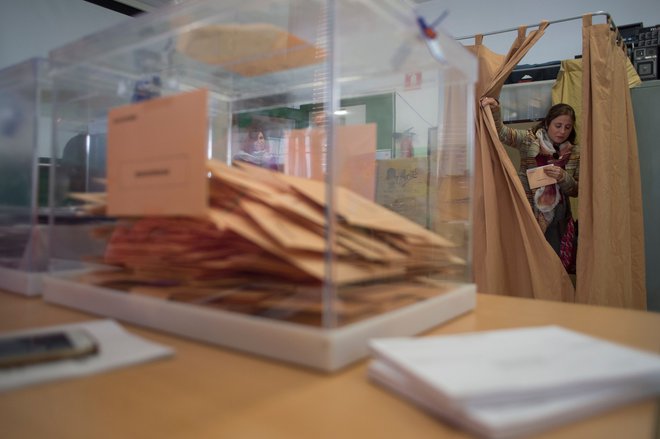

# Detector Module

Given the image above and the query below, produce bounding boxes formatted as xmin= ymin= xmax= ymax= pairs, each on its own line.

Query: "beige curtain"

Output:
xmin=551 ymin=48 xmax=641 ymax=237
xmin=469 ymin=24 xmax=574 ymax=300
xmin=552 ymin=56 xmax=641 ymax=136
xmin=577 ymin=15 xmax=646 ymax=309
xmin=551 ymin=60 xmax=584 ymax=137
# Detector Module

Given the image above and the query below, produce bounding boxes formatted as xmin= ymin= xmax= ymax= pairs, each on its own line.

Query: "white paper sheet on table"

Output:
xmin=0 ymin=319 xmax=174 ymax=392
xmin=368 ymin=325 xmax=660 ymax=438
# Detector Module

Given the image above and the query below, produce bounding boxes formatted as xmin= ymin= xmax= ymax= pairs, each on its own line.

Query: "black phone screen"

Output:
xmin=0 ymin=332 xmax=73 ymax=357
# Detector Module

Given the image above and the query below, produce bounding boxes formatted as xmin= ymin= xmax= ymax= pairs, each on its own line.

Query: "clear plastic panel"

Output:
xmin=49 ymin=0 xmax=475 ymax=330
xmin=0 ymin=58 xmax=49 ymax=272
xmin=500 ymin=80 xmax=554 ymax=122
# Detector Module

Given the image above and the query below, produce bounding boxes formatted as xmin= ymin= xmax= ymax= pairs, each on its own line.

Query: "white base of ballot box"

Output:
xmin=43 ymin=272 xmax=476 ymax=372
xmin=0 ymin=265 xmax=43 ymax=296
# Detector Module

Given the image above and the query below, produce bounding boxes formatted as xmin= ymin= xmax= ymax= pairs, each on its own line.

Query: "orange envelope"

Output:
xmin=283 ymin=124 xmax=377 ymax=200
xmin=526 ymin=165 xmax=557 ymax=189
xmin=107 ymin=89 xmax=208 ymax=217
xmin=176 ymin=23 xmax=321 ymax=77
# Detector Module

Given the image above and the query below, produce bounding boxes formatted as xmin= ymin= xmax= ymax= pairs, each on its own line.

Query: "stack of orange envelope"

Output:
xmin=74 ymin=160 xmax=465 ymax=325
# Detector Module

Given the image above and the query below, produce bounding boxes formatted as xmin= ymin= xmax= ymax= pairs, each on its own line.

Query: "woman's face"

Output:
xmin=546 ymin=115 xmax=573 ymax=145
xmin=254 ymin=132 xmax=266 ymax=151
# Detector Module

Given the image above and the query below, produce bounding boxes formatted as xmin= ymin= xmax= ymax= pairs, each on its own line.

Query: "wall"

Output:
xmin=3 ymin=1 xmax=660 ymax=73
xmin=1 ymin=1 xmax=656 ymax=157
xmin=0 ymin=0 xmax=127 ymax=71
xmin=403 ymin=0 xmax=660 ymax=157
xmin=418 ymin=0 xmax=660 ymax=65
xmin=631 ymin=81 xmax=660 ymax=312
xmin=395 ymin=89 xmax=438 ymax=156
xmin=1 ymin=0 xmax=657 ymax=305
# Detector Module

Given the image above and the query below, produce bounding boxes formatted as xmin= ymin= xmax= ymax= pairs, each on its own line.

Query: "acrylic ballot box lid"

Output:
xmin=44 ymin=0 xmax=477 ymax=371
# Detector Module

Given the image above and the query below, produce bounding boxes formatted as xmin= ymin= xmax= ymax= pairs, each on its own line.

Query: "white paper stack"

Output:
xmin=368 ymin=326 xmax=660 ymax=438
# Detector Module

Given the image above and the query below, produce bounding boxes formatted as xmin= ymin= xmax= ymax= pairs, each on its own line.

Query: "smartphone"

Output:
xmin=0 ymin=328 xmax=98 ymax=368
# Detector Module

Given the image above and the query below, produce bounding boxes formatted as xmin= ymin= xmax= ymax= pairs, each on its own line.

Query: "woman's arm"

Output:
xmin=544 ymin=151 xmax=579 ymax=197
xmin=559 ymin=151 xmax=579 ymax=197
xmin=480 ymin=97 xmax=528 ymax=150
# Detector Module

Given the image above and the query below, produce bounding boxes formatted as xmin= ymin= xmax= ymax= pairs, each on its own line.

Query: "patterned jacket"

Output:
xmin=492 ymin=107 xmax=579 ymax=229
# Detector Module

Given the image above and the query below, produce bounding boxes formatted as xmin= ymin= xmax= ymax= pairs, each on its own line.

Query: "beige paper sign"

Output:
xmin=375 ymin=157 xmax=429 ymax=226
xmin=526 ymin=165 xmax=557 ymax=189
xmin=107 ymin=89 xmax=209 ymax=216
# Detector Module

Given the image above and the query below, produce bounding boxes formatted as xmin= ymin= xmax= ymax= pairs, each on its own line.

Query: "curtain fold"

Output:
xmin=577 ymin=15 xmax=646 ymax=309
xmin=469 ymin=22 xmax=575 ymax=300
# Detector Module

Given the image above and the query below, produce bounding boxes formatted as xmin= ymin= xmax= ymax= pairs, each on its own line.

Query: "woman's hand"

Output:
xmin=480 ymin=97 xmax=499 ymax=110
xmin=543 ymin=165 xmax=565 ymax=182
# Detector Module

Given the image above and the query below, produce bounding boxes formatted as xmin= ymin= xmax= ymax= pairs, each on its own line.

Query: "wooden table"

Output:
xmin=0 ymin=290 xmax=658 ymax=439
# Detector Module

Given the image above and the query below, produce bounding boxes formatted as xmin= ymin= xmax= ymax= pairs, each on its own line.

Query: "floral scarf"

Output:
xmin=533 ymin=129 xmax=573 ymax=225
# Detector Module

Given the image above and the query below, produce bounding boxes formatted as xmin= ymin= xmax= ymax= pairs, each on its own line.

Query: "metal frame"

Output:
xmin=455 ymin=11 xmax=617 ymax=41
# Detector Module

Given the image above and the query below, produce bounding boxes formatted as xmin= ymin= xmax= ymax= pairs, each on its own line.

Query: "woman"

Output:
xmin=480 ymin=97 xmax=579 ymax=270
xmin=233 ymin=126 xmax=277 ymax=169
xmin=243 ymin=129 xmax=268 ymax=155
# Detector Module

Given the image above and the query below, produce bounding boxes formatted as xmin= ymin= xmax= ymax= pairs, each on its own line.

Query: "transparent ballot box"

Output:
xmin=44 ymin=0 xmax=477 ymax=371
xmin=0 ymin=58 xmax=51 ymax=295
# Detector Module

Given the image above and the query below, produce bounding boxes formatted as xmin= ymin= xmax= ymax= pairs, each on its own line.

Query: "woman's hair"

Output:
xmin=532 ymin=103 xmax=577 ymax=144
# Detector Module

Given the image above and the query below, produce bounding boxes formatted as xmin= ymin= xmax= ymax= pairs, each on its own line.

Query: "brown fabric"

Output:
xmin=469 ymin=22 xmax=574 ymax=300
xmin=551 ymin=57 xmax=642 ymax=137
xmin=551 ymin=60 xmax=584 ymax=138
xmin=577 ymin=16 xmax=646 ymax=309
xmin=551 ymin=54 xmax=641 ymax=225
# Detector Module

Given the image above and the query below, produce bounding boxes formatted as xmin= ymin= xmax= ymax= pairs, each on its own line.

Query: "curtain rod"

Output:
xmin=455 ymin=11 xmax=615 ymax=41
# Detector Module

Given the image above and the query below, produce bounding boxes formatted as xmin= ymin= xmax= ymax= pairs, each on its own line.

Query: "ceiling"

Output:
xmin=91 ymin=0 xmax=430 ymax=16
xmin=115 ymin=0 xmax=176 ymax=11
xmin=84 ymin=0 xmax=175 ymax=16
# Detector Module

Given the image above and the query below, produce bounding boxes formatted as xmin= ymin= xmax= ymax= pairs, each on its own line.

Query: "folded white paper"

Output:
xmin=368 ymin=326 xmax=660 ymax=438
xmin=0 ymin=319 xmax=174 ymax=392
